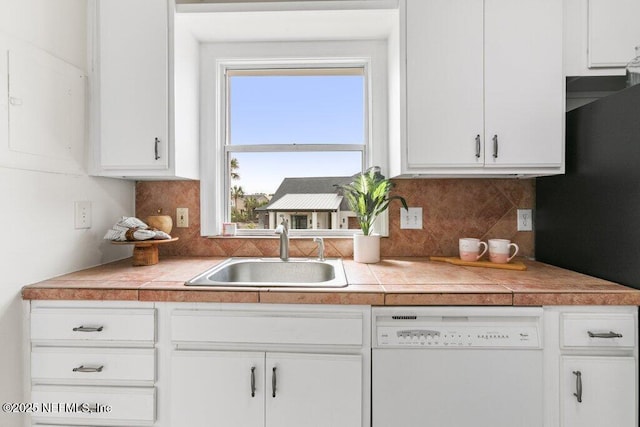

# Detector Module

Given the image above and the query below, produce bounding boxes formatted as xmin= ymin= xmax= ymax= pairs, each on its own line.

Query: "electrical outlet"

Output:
xmin=517 ymin=209 xmax=533 ymax=231
xmin=176 ymin=208 xmax=189 ymax=228
xmin=74 ymin=201 xmax=92 ymax=229
xmin=400 ymin=207 xmax=423 ymax=229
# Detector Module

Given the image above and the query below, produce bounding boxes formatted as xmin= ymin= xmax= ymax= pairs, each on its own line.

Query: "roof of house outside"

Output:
xmin=260 ymin=176 xmax=354 ymax=211
xmin=264 ymin=193 xmax=343 ymax=211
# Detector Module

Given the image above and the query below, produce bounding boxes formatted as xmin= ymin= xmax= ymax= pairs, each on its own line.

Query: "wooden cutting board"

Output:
xmin=429 ymin=256 xmax=527 ymax=271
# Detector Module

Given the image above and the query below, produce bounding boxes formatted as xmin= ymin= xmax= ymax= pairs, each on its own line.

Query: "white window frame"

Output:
xmin=200 ymin=40 xmax=389 ymax=237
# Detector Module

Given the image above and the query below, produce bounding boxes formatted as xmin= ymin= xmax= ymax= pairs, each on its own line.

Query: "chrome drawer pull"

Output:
xmin=492 ymin=135 xmax=499 ymax=158
xmin=72 ymin=326 xmax=104 ymax=332
xmin=572 ymin=370 xmax=582 ymax=403
xmin=73 ymin=365 xmax=104 ymax=373
xmin=475 ymin=134 xmax=481 ymax=159
xmin=272 ymin=367 xmax=277 ymax=398
xmin=154 ymin=137 xmax=160 ymax=160
xmin=250 ymin=366 xmax=256 ymax=398
xmin=587 ymin=331 xmax=623 ymax=339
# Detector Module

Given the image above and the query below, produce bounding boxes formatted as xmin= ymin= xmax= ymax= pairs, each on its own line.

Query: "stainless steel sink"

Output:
xmin=185 ymin=258 xmax=347 ymax=288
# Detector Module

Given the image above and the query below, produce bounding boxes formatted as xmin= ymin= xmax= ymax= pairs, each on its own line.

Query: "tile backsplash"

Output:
xmin=136 ymin=179 xmax=534 ymax=258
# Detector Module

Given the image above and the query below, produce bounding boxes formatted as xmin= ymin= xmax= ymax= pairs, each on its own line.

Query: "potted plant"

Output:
xmin=337 ymin=167 xmax=407 ymax=263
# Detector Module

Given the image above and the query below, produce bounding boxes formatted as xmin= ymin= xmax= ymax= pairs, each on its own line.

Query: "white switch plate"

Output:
xmin=400 ymin=207 xmax=423 ymax=229
xmin=176 ymin=208 xmax=189 ymax=228
xmin=517 ymin=209 xmax=533 ymax=231
xmin=74 ymin=201 xmax=92 ymax=229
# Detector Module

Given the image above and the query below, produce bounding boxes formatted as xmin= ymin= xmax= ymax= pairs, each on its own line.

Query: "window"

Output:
xmin=226 ymin=68 xmax=366 ymax=232
xmin=200 ymin=41 xmax=389 ymax=236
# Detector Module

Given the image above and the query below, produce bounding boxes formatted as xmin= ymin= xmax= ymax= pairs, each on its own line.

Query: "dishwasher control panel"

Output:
xmin=376 ymin=325 xmax=540 ymax=348
xmin=373 ymin=307 xmax=543 ymax=349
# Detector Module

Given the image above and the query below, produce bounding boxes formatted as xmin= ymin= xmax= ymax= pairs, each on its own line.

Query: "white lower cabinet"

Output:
xmin=31 ymin=386 xmax=155 ymax=424
xmin=170 ymin=351 xmax=264 ymax=426
xmin=544 ymin=306 xmax=638 ymax=427
xmin=28 ymin=301 xmax=370 ymax=427
xmin=28 ymin=301 xmax=157 ymax=427
xmin=27 ymin=301 xmax=638 ymax=427
xmin=170 ymin=351 xmax=362 ymax=427
xmin=561 ymin=356 xmax=636 ymax=427
xmin=167 ymin=303 xmax=370 ymax=427
xmin=266 ymin=353 xmax=361 ymax=427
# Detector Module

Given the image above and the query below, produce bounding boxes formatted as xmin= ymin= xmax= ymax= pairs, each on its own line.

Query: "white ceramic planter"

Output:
xmin=353 ymin=234 xmax=381 ymax=263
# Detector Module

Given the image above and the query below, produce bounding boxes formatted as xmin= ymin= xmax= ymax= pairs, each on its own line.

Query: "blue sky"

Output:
xmin=229 ymin=74 xmax=364 ymax=194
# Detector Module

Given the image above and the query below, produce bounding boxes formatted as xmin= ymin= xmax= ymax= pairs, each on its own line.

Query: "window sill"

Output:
xmin=207 ymin=230 xmax=364 ymax=239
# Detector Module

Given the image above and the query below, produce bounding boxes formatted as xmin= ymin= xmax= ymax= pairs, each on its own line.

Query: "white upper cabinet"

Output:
xmin=396 ymin=0 xmax=564 ymax=176
xmin=484 ymin=0 xmax=564 ymax=170
xmin=92 ymin=0 xmax=199 ymax=179
xmin=97 ymin=0 xmax=168 ymax=172
xmin=565 ymin=0 xmax=640 ymax=76
xmin=405 ymin=0 xmax=484 ymax=169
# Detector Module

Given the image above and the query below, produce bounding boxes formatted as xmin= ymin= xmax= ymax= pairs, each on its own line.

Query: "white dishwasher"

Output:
xmin=372 ymin=307 xmax=543 ymax=427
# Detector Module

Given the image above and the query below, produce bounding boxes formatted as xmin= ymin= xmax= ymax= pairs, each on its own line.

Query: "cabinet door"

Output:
xmin=562 ymin=356 xmax=637 ymax=427
xmin=588 ymin=0 xmax=640 ymax=68
xmin=405 ymin=0 xmax=484 ymax=170
xmin=170 ymin=351 xmax=264 ymax=427
xmin=266 ymin=353 xmax=362 ymax=427
xmin=484 ymin=0 xmax=563 ymax=168
xmin=98 ymin=0 xmax=168 ymax=171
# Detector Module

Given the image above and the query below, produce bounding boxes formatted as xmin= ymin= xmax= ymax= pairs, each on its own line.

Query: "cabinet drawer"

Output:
xmin=31 ymin=348 xmax=155 ymax=384
xmin=31 ymin=385 xmax=155 ymax=425
xmin=561 ymin=313 xmax=636 ymax=348
xmin=31 ymin=308 xmax=155 ymax=343
xmin=172 ymin=310 xmax=363 ymax=346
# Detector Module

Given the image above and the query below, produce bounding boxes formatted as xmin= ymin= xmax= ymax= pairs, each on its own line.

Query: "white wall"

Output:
xmin=0 ymin=1 xmax=134 ymax=425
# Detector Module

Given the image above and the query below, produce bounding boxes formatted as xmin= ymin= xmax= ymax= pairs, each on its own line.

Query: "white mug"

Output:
xmin=488 ymin=239 xmax=519 ymax=264
xmin=459 ymin=238 xmax=488 ymax=262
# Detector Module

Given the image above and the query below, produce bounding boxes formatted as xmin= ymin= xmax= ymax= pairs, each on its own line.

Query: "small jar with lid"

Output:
xmin=626 ymin=45 xmax=640 ymax=87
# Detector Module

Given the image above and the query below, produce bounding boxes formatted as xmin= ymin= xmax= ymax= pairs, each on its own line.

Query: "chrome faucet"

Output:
xmin=274 ymin=216 xmax=289 ymax=261
xmin=313 ymin=237 xmax=325 ymax=261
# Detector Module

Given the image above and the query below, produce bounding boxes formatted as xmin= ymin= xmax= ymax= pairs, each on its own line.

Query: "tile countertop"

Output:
xmin=21 ymin=257 xmax=640 ymax=306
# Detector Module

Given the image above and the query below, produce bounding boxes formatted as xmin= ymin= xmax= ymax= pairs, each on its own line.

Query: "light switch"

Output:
xmin=176 ymin=208 xmax=189 ymax=228
xmin=74 ymin=201 xmax=92 ymax=229
xmin=400 ymin=207 xmax=423 ymax=229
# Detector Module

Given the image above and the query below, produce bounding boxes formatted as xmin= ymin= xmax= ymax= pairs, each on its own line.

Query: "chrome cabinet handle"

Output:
xmin=573 ymin=370 xmax=582 ymax=403
xmin=250 ymin=366 xmax=256 ymax=397
xmin=73 ymin=365 xmax=104 ymax=373
xmin=154 ymin=137 xmax=160 ymax=160
xmin=588 ymin=331 xmax=623 ymax=338
xmin=475 ymin=135 xmax=481 ymax=159
xmin=72 ymin=326 xmax=103 ymax=332
xmin=272 ymin=367 xmax=277 ymax=398
xmin=492 ymin=135 xmax=498 ymax=159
